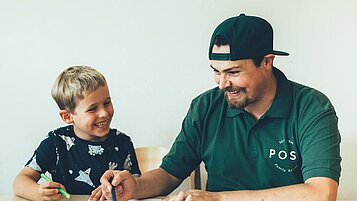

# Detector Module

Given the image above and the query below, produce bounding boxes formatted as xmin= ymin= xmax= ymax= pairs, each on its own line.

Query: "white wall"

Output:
xmin=0 ymin=0 xmax=356 ymax=199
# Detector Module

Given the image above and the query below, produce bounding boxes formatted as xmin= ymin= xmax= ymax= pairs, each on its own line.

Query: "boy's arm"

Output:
xmin=13 ymin=167 xmax=65 ymax=201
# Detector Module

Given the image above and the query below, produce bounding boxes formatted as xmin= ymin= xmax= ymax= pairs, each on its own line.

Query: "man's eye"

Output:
xmin=228 ymin=71 xmax=240 ymax=76
xmin=104 ymin=101 xmax=111 ymax=106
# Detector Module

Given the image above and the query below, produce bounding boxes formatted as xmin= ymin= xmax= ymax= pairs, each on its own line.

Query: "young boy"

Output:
xmin=13 ymin=65 xmax=141 ymax=201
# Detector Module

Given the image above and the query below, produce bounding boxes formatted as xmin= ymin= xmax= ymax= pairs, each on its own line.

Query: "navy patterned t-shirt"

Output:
xmin=26 ymin=125 xmax=141 ymax=194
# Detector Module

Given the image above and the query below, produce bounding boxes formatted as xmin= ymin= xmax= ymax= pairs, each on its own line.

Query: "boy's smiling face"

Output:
xmin=66 ymin=84 xmax=114 ymax=141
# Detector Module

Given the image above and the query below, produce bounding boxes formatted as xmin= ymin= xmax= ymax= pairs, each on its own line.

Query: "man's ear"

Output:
xmin=262 ymin=54 xmax=275 ymax=70
xmin=59 ymin=109 xmax=74 ymax=124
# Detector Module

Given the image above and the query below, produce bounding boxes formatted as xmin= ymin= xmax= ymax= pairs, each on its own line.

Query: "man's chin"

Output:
xmin=226 ymin=96 xmax=246 ymax=109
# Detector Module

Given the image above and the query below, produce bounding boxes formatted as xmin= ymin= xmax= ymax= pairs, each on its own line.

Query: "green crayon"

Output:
xmin=40 ymin=173 xmax=71 ymax=199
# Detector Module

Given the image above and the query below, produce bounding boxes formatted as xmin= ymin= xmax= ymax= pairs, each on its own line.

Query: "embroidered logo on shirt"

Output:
xmin=88 ymin=145 xmax=104 ymax=156
xmin=268 ymin=138 xmax=299 ymax=173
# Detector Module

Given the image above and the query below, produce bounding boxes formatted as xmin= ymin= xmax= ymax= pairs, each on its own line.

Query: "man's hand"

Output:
xmin=163 ymin=190 xmax=219 ymax=201
xmin=100 ymin=170 xmax=137 ymax=201
xmin=38 ymin=181 xmax=66 ymax=201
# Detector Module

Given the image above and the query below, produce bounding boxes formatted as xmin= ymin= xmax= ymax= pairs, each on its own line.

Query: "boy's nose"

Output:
xmin=98 ymin=108 xmax=109 ymax=118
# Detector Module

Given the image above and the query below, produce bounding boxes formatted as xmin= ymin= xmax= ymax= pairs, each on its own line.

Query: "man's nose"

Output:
xmin=218 ymin=74 xmax=231 ymax=90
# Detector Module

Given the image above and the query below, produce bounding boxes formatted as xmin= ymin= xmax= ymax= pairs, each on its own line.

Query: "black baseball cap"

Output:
xmin=209 ymin=13 xmax=289 ymax=61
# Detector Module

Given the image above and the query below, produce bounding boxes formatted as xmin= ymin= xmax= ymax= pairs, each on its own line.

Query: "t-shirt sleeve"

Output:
xmin=160 ymin=101 xmax=202 ymax=180
xmin=299 ymin=108 xmax=342 ymax=183
xmin=126 ymin=138 xmax=141 ymax=176
xmin=25 ymin=134 xmax=57 ymax=173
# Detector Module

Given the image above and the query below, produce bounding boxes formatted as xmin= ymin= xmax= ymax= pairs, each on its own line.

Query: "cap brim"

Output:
xmin=272 ymin=50 xmax=289 ymax=56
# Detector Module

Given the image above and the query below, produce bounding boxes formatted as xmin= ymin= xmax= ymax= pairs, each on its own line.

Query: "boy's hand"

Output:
xmin=38 ymin=181 xmax=66 ymax=201
xmin=89 ymin=186 xmax=106 ymax=201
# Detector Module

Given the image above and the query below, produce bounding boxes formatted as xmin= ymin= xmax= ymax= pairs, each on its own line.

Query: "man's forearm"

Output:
xmin=217 ymin=177 xmax=338 ymax=201
xmin=134 ymin=168 xmax=182 ymax=199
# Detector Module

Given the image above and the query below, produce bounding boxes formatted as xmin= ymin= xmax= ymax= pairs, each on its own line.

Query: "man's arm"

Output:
xmin=165 ymin=177 xmax=338 ymax=201
xmin=134 ymin=168 xmax=183 ymax=198
xmin=218 ymin=177 xmax=338 ymax=201
xmin=100 ymin=168 xmax=182 ymax=200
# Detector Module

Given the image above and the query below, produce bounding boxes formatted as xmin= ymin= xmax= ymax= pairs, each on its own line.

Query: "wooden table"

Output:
xmin=0 ymin=194 xmax=163 ymax=200
xmin=2 ymin=194 xmax=355 ymax=201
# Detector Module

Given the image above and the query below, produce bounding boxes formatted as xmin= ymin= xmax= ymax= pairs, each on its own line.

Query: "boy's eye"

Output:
xmin=87 ymin=107 xmax=97 ymax=112
xmin=104 ymin=100 xmax=111 ymax=106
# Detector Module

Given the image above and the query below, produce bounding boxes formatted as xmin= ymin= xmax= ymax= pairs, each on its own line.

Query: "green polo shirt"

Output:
xmin=160 ymin=67 xmax=341 ymax=191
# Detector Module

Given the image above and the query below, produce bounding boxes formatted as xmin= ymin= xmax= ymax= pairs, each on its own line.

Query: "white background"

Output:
xmin=0 ymin=0 xmax=356 ymax=199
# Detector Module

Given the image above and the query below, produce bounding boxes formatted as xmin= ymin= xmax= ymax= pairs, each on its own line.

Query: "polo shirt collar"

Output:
xmin=227 ymin=67 xmax=292 ymax=118
xmin=227 ymin=105 xmax=244 ymax=117
xmin=265 ymin=67 xmax=292 ymax=118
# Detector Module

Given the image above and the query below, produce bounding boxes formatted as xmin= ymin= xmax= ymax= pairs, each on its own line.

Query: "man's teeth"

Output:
xmin=228 ymin=90 xmax=240 ymax=94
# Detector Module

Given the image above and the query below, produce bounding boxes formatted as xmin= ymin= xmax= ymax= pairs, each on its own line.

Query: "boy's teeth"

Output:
xmin=96 ymin=120 xmax=108 ymax=127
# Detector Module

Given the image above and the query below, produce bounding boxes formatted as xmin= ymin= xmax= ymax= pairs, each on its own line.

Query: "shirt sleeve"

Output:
xmin=299 ymin=104 xmax=342 ymax=182
xmin=25 ymin=134 xmax=57 ymax=173
xmin=127 ymin=138 xmax=142 ymax=176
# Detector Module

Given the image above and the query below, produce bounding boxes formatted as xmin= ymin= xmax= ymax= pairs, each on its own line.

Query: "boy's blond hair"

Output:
xmin=51 ymin=65 xmax=107 ymax=113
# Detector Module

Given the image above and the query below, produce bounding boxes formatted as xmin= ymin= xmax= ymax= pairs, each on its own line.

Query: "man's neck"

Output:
xmin=244 ymin=73 xmax=277 ymax=121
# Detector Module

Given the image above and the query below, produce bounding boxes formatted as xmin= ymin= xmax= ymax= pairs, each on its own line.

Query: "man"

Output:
xmin=100 ymin=13 xmax=341 ymax=201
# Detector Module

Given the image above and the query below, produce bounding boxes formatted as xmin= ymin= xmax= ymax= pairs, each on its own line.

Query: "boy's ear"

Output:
xmin=59 ymin=109 xmax=74 ymax=124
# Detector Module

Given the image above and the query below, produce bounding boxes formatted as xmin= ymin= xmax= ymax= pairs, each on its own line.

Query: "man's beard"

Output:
xmin=224 ymin=86 xmax=247 ymax=109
